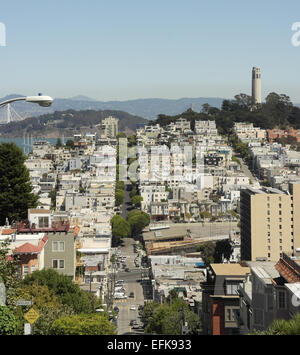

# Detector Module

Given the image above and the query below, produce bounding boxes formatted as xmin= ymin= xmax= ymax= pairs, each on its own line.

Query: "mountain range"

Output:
xmin=0 ymin=94 xmax=226 ymax=121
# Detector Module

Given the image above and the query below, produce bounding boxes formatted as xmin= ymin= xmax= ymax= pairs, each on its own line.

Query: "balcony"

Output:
xmin=17 ymin=220 xmax=70 ymax=233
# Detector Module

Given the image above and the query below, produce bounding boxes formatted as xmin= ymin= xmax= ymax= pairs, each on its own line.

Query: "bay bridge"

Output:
xmin=0 ymin=103 xmax=63 ymax=154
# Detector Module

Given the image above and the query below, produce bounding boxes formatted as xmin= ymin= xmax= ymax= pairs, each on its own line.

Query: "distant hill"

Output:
xmin=0 ymin=94 xmax=226 ymax=121
xmin=0 ymin=109 xmax=149 ymax=138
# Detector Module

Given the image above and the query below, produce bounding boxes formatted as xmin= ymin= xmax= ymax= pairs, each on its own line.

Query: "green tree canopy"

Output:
xmin=131 ymin=195 xmax=143 ymax=207
xmin=0 ymin=143 xmax=38 ymax=224
xmin=50 ymin=313 xmax=116 ymax=335
xmin=127 ymin=210 xmax=150 ymax=236
xmin=0 ymin=306 xmax=17 ymax=335
xmin=65 ymin=139 xmax=74 ymax=149
xmin=115 ymin=189 xmax=124 ymax=207
xmin=253 ymin=313 xmax=300 ymax=335
xmin=111 ymin=215 xmax=131 ymax=246
xmin=143 ymin=297 xmax=200 ymax=335
xmin=23 ymin=269 xmax=94 ymax=314
xmin=56 ymin=138 xmax=63 ymax=148
xmin=0 ymin=239 xmax=20 ymax=304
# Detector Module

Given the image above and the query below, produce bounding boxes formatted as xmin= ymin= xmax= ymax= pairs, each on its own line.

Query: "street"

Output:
xmin=114 ymin=237 xmax=150 ymax=335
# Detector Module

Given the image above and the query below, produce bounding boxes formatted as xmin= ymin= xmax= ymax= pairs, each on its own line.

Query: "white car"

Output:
xmin=130 ymin=305 xmax=136 ymax=311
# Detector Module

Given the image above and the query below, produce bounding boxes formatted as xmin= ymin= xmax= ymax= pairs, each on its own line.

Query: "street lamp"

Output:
xmin=0 ymin=94 xmax=54 ymax=109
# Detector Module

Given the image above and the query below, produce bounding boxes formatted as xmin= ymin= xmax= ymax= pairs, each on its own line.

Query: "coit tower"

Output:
xmin=252 ymin=67 xmax=262 ymax=104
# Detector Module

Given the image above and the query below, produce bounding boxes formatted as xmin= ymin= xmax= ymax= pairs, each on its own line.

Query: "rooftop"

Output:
xmin=247 ymin=261 xmax=279 ymax=285
xmin=210 ymin=263 xmax=250 ymax=276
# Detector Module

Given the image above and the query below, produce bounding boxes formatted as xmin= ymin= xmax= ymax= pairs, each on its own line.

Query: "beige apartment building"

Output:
xmin=240 ymin=183 xmax=300 ymax=261
xmin=101 ymin=116 xmax=119 ymax=138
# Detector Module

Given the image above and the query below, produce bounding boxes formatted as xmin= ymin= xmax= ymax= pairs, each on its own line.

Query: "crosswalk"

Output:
xmin=114 ymin=299 xmax=128 ymax=303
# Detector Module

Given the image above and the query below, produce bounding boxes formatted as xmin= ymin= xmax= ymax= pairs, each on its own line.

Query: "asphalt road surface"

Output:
xmin=114 ymin=238 xmax=149 ymax=335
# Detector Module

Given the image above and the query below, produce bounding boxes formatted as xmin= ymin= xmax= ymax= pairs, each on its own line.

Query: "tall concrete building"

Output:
xmin=252 ymin=67 xmax=262 ymax=104
xmin=101 ymin=116 xmax=119 ymax=138
xmin=240 ymin=183 xmax=300 ymax=262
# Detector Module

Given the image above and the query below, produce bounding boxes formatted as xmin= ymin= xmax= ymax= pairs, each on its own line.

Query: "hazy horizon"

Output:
xmin=1 ymin=1 xmax=300 ymax=102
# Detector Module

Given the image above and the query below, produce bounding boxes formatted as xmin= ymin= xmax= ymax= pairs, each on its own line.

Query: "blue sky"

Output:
xmin=1 ymin=0 xmax=300 ymax=102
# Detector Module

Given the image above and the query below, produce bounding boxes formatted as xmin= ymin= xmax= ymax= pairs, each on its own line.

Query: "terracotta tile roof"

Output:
xmin=71 ymin=225 xmax=80 ymax=237
xmin=275 ymin=259 xmax=300 ymax=283
xmin=1 ymin=228 xmax=17 ymax=235
xmin=13 ymin=235 xmax=48 ymax=255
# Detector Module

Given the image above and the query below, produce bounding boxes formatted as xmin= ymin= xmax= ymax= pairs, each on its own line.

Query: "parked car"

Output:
xmin=130 ymin=305 xmax=136 ymax=311
xmin=129 ymin=292 xmax=134 ymax=298
xmin=125 ymin=268 xmax=130 ymax=272
xmin=129 ymin=320 xmax=138 ymax=326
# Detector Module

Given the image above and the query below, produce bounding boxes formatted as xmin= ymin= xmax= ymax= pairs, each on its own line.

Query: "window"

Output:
xmin=226 ymin=280 xmax=243 ymax=295
xmin=31 ymin=265 xmax=36 ymax=273
xmin=226 ymin=308 xmax=232 ymax=321
xmin=52 ymin=241 xmax=65 ymax=252
xmin=23 ymin=265 xmax=29 ymax=276
xmin=278 ymin=291 xmax=286 ymax=309
xmin=52 ymin=259 xmax=65 ymax=269
xmin=38 ymin=216 xmax=49 ymax=228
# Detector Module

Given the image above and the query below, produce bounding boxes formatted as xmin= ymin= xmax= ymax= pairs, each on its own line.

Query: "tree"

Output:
xmin=111 ymin=215 xmax=131 ymax=246
xmin=214 ymin=240 xmax=233 ymax=263
xmin=197 ymin=242 xmax=215 ymax=265
xmin=131 ymin=195 xmax=143 ymax=207
xmin=143 ymin=298 xmax=200 ymax=335
xmin=65 ymin=139 xmax=74 ymax=149
xmin=12 ymin=283 xmax=69 ymax=335
xmin=115 ymin=189 xmax=124 ymax=206
xmin=23 ymin=269 xmax=95 ymax=314
xmin=0 ymin=143 xmax=38 ymax=224
xmin=127 ymin=210 xmax=150 ymax=236
xmin=0 ymin=239 xmax=20 ymax=305
xmin=32 ymin=305 xmax=75 ymax=335
xmin=117 ymin=132 xmax=127 ymax=139
xmin=162 ymin=306 xmax=199 ymax=335
xmin=145 ymin=304 xmax=170 ymax=334
xmin=253 ymin=313 xmax=300 ymax=335
xmin=50 ymin=313 xmax=116 ymax=335
xmin=0 ymin=306 xmax=17 ymax=335
xmin=55 ymin=138 xmax=63 ymax=148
